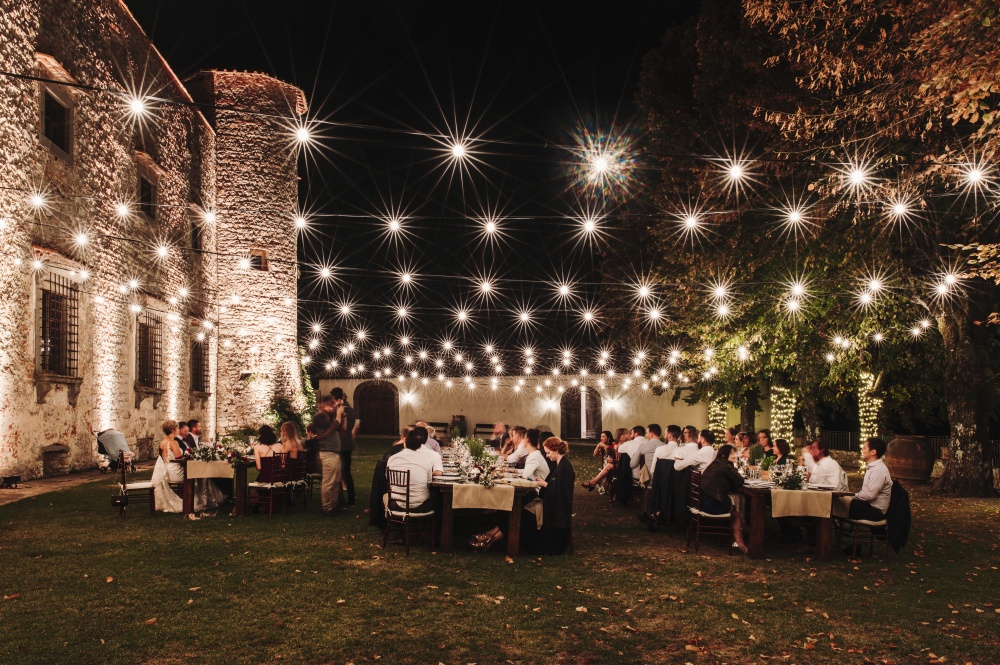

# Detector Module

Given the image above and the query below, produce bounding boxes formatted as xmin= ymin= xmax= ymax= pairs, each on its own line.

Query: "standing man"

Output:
xmin=330 ymin=387 xmax=356 ymax=507
xmin=314 ymin=397 xmax=347 ymax=514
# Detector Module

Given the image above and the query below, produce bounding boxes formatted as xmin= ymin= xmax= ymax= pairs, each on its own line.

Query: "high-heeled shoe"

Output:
xmin=581 ymin=481 xmax=596 ymax=492
xmin=470 ymin=534 xmax=503 ymax=550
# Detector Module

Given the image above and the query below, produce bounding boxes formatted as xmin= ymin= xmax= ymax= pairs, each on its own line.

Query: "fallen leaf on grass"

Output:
xmin=505 ymin=556 xmax=514 ymax=564
xmin=336 ymin=599 xmax=345 ymax=604
xmin=3 ymin=594 xmax=20 ymax=601
xmin=625 ymin=625 xmax=638 ymax=634
xmin=576 ymin=606 xmax=588 ymax=612
xmin=144 ymin=618 xmax=157 ymax=625
xmin=106 ymin=577 xmax=113 ymax=583
xmin=685 ymin=645 xmax=701 ymax=652
xmin=188 ymin=587 xmax=201 ymax=592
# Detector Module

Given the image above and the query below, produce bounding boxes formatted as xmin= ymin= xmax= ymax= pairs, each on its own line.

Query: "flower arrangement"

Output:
xmin=189 ymin=442 xmax=253 ymax=466
xmin=452 ymin=437 xmax=504 ymax=488
xmin=776 ymin=466 xmax=807 ymax=490
xmin=759 ymin=455 xmax=776 ymax=471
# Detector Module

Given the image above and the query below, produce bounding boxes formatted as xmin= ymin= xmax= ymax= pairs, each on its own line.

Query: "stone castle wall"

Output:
xmin=0 ymin=0 xmax=303 ymax=477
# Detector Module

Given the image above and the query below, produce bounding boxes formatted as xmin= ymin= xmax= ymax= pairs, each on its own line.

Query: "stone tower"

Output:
xmin=187 ymin=71 xmax=306 ymax=432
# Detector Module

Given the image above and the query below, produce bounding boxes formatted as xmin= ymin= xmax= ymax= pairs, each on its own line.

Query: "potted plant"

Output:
xmin=758 ymin=455 xmax=775 ymax=480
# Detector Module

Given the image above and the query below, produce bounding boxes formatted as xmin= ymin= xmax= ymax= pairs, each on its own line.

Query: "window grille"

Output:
xmin=249 ymin=250 xmax=268 ymax=271
xmin=190 ymin=337 xmax=210 ymax=393
xmin=39 ymin=272 xmax=79 ymax=376
xmin=42 ymin=91 xmax=70 ymax=153
xmin=136 ymin=310 xmax=162 ymax=389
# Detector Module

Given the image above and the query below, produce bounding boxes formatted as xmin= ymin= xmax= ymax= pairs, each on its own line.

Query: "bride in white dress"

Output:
xmin=151 ymin=420 xmax=184 ymax=513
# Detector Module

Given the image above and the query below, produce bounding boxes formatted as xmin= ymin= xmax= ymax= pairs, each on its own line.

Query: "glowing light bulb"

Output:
xmin=944 ymin=273 xmax=957 ymax=285
xmin=451 ymin=142 xmax=467 ymax=158
xmin=738 ymin=345 xmax=749 ymax=360
xmin=319 ymin=267 xmax=332 ymax=279
xmin=116 ymin=203 xmax=130 ymax=218
xmin=74 ymin=232 xmax=89 ymax=247
xmin=294 ymin=215 xmax=307 ymax=229
xmin=239 ymin=258 xmax=250 ymax=270
xmin=127 ymin=95 xmax=147 ymax=117
xmin=786 ymin=298 xmax=801 ymax=312
xmin=203 ymin=211 xmax=217 ymax=224
xmin=400 ymin=272 xmax=412 ymax=285
xmin=156 ymin=245 xmax=169 ymax=258
xmin=582 ymin=310 xmax=595 ymax=322
xmin=30 ymin=194 xmax=46 ymax=209
xmin=294 ymin=126 xmax=311 ymax=144
xmin=558 ymin=284 xmax=571 ymax=297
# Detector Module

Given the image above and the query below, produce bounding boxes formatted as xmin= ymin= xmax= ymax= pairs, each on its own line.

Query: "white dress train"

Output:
xmin=150 ymin=447 xmax=184 ymax=513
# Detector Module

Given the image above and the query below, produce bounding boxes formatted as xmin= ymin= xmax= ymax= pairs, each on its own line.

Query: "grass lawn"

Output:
xmin=1 ymin=438 xmax=999 ymax=664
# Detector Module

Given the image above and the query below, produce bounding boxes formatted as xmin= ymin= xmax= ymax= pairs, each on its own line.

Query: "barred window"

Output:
xmin=42 ymin=90 xmax=70 ymax=154
xmin=38 ymin=272 xmax=79 ymax=377
xmin=249 ymin=249 xmax=268 ymax=271
xmin=136 ymin=310 xmax=162 ymax=389
xmin=190 ymin=337 xmax=210 ymax=393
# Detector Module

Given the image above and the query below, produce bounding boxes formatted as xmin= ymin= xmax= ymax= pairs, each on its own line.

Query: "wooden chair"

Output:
xmin=117 ymin=451 xmax=154 ymax=520
xmin=382 ymin=469 xmax=435 ymax=555
xmin=285 ymin=455 xmax=309 ymax=508
xmin=835 ymin=514 xmax=890 ymax=560
xmin=685 ymin=471 xmax=734 ymax=553
xmin=248 ymin=453 xmax=289 ymax=518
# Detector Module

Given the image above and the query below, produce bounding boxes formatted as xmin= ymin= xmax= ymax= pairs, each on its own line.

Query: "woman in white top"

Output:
xmin=150 ymin=419 xmax=184 ymax=513
xmin=520 ymin=434 xmax=550 ymax=483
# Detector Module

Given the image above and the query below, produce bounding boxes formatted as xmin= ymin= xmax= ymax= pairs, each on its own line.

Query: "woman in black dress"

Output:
xmin=532 ymin=436 xmax=575 ymax=555
xmin=699 ymin=444 xmax=748 ymax=554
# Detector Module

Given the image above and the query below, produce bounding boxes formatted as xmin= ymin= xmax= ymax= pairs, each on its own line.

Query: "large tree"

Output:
xmin=625 ymin=0 xmax=998 ymax=494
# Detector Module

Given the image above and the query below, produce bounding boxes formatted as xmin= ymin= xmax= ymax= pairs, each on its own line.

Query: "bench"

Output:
xmin=427 ymin=422 xmax=451 ymax=444
xmin=474 ymin=423 xmax=495 ymax=439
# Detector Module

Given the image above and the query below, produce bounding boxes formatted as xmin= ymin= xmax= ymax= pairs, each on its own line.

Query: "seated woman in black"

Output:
xmin=773 ymin=438 xmax=791 ymax=466
xmin=471 ymin=436 xmax=575 ymax=555
xmin=699 ymin=444 xmax=749 ymax=554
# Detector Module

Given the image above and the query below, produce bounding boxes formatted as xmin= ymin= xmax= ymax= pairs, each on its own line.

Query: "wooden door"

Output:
xmin=353 ymin=381 xmax=399 ymax=436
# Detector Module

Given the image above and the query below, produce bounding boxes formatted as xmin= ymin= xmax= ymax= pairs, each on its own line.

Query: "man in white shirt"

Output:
xmin=386 ymin=428 xmax=438 ymax=512
xmin=850 ymin=438 xmax=892 ymax=520
xmin=616 ymin=425 xmax=643 ymax=462
xmin=504 ymin=426 xmax=529 ymax=464
xmin=631 ymin=424 xmax=664 ymax=481
xmin=807 ymin=440 xmax=848 ymax=491
xmin=652 ymin=424 xmax=682 ymax=465
xmin=674 ymin=429 xmax=716 ymax=472
xmin=671 ymin=427 xmax=702 ymax=469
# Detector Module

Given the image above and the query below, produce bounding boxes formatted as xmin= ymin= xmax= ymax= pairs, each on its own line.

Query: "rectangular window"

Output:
xmin=190 ymin=338 xmax=209 ymax=393
xmin=39 ymin=272 xmax=79 ymax=377
xmin=249 ymin=249 xmax=268 ymax=271
xmin=42 ymin=91 xmax=70 ymax=154
xmin=190 ymin=220 xmax=203 ymax=252
xmin=136 ymin=311 xmax=162 ymax=389
xmin=138 ymin=176 xmax=156 ymax=221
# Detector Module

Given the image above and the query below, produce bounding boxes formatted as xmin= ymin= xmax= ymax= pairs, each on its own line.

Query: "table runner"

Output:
xmin=452 ymin=483 xmax=515 ymax=511
xmin=770 ymin=488 xmax=832 ymax=518
xmin=187 ymin=461 xmax=234 ymax=479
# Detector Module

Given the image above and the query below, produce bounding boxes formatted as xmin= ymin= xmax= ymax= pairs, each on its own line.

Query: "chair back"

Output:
xmin=386 ymin=468 xmax=412 ymax=512
xmin=258 ymin=452 xmax=288 ymax=484
xmin=117 ymin=451 xmax=129 ymax=491
xmin=688 ymin=471 xmax=703 ymax=510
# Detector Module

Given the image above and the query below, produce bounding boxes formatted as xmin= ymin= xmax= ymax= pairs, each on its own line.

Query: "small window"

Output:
xmin=136 ymin=310 xmax=163 ymax=389
xmin=138 ymin=176 xmax=156 ymax=221
xmin=190 ymin=220 xmax=203 ymax=252
xmin=38 ymin=272 xmax=79 ymax=377
xmin=190 ymin=337 xmax=210 ymax=393
xmin=249 ymin=249 xmax=269 ymax=271
xmin=42 ymin=91 xmax=70 ymax=155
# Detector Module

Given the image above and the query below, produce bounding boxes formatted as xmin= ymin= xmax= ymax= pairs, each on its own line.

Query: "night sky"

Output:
xmin=126 ymin=1 xmax=698 ymax=373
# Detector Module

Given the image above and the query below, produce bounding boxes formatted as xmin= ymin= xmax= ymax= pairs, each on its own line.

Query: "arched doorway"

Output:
xmin=560 ymin=386 xmax=602 ymax=441
xmin=354 ymin=381 xmax=399 ymax=436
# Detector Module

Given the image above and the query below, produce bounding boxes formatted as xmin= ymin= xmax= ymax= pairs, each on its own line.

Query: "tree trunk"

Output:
xmin=739 ymin=386 xmax=760 ymax=432
xmin=932 ymin=306 xmax=996 ymax=496
xmin=799 ymin=400 xmax=822 ymax=442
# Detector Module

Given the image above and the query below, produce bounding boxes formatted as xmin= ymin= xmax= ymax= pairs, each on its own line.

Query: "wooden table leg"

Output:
xmin=235 ymin=465 xmax=249 ymax=517
xmin=506 ymin=493 xmax=523 ymax=557
xmin=815 ymin=517 xmax=832 ymax=561
xmin=747 ymin=492 xmax=766 ymax=559
xmin=182 ymin=478 xmax=194 ymax=515
xmin=439 ymin=493 xmax=454 ymax=553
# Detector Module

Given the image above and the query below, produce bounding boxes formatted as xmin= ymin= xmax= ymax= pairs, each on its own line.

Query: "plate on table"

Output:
xmin=807 ymin=484 xmax=837 ymax=491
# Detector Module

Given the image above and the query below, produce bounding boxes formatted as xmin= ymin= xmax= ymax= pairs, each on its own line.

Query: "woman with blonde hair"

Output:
xmin=280 ymin=421 xmax=305 ymax=458
xmin=150 ymin=419 xmax=184 ymax=513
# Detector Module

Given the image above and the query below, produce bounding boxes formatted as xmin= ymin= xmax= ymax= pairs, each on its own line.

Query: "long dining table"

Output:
xmin=429 ymin=479 xmax=539 ymax=557
xmin=738 ymin=485 xmax=854 ymax=560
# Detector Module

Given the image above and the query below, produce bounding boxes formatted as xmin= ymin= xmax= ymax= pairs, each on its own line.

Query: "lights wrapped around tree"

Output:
xmin=769 ymin=385 xmax=796 ymax=443
xmin=858 ymin=370 xmax=882 ymax=443
xmin=707 ymin=397 xmax=728 ymax=438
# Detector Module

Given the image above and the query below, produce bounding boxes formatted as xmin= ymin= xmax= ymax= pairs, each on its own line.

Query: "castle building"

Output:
xmin=0 ymin=0 xmax=304 ymax=478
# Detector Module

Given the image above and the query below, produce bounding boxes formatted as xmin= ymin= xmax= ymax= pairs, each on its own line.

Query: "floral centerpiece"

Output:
xmin=775 ymin=466 xmax=807 ymax=490
xmin=190 ymin=441 xmax=253 ymax=466
xmin=452 ymin=437 xmax=505 ymax=488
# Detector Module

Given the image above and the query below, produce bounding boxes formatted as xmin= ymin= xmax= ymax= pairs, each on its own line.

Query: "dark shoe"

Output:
xmin=581 ymin=481 xmax=596 ymax=492
xmin=470 ymin=535 xmax=503 ymax=551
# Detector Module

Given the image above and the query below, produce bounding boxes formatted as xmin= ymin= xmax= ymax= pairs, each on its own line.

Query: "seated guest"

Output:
xmin=616 ymin=425 xmax=645 ymax=465
xmin=736 ymin=431 xmax=752 ymax=459
xmin=280 ymin=421 xmax=306 ymax=459
xmin=504 ymin=426 xmax=530 ymax=464
xmin=631 ymin=423 xmax=664 ymax=481
xmin=184 ymin=419 xmax=202 ymax=449
xmin=254 ymin=425 xmax=284 ymax=472
xmin=473 ymin=437 xmax=574 ymax=554
xmin=800 ymin=441 xmax=817 ymax=473
xmin=724 ymin=426 xmax=739 ymax=445
xmin=675 ymin=429 xmax=716 ymax=472
xmin=849 ymin=438 xmax=892 ymax=520
xmin=385 ymin=427 xmax=436 ymax=512
xmin=591 ymin=429 xmax=614 ymax=459
xmin=772 ymin=438 xmax=791 ymax=466
xmin=519 ymin=433 xmax=550 ymax=482
xmin=652 ymin=424 xmax=682 ymax=465
xmin=369 ymin=427 xmax=410 ymax=529
xmin=582 ymin=428 xmax=626 ymax=491
xmin=490 ymin=422 xmax=511 ymax=452
xmin=758 ymin=429 xmax=775 ymax=457
xmin=176 ymin=422 xmax=191 ymax=452
xmin=807 ymin=439 xmax=848 ymax=490
xmin=682 ymin=425 xmax=699 ymax=444
xmin=671 ymin=428 xmax=701 ymax=466
xmin=415 ymin=422 xmax=442 ymax=453
xmin=699 ymin=444 xmax=749 ymax=554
